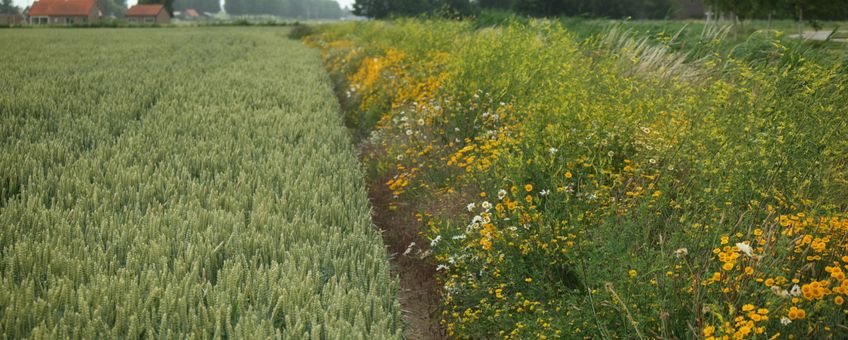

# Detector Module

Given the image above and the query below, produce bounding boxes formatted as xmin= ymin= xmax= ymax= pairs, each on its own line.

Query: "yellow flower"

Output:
xmin=524 ymin=277 xmax=533 ymax=283
xmin=742 ymin=304 xmax=755 ymax=312
xmin=479 ymin=238 xmax=493 ymax=250
xmin=628 ymin=269 xmax=638 ymax=278
xmin=765 ymin=278 xmax=775 ymax=287
xmin=703 ymin=325 xmax=715 ymax=337
xmin=788 ymin=306 xmax=806 ymax=320
xmin=524 ymin=184 xmax=533 ymax=192
xmin=722 ymin=262 xmax=734 ymax=271
xmin=744 ymin=266 xmax=754 ymax=275
xmin=835 ymin=296 xmax=844 ymax=305
xmin=564 ymin=171 xmax=573 ymax=179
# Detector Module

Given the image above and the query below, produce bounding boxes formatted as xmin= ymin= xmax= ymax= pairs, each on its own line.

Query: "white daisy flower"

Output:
xmin=736 ymin=242 xmax=754 ymax=257
xmin=790 ymin=284 xmax=801 ymax=296
xmin=403 ymin=242 xmax=416 ymax=256
xmin=430 ymin=235 xmax=442 ymax=247
xmin=771 ymin=285 xmax=790 ymax=298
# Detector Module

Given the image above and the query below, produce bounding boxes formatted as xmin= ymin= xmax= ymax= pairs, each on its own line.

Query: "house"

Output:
xmin=183 ymin=9 xmax=199 ymax=20
xmin=125 ymin=4 xmax=170 ymax=24
xmin=28 ymin=0 xmax=100 ymax=25
xmin=0 ymin=14 xmax=25 ymax=26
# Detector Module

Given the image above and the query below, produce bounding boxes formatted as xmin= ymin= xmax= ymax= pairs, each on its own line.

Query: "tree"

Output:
xmin=506 ymin=0 xmax=673 ymax=19
xmin=140 ymin=0 xmax=175 ymax=15
xmin=225 ymin=0 xmax=244 ymax=14
xmin=478 ymin=0 xmax=515 ymax=10
xmin=175 ymin=0 xmax=221 ymax=14
xmin=352 ymin=0 xmax=388 ymax=18
xmin=99 ymin=0 xmax=127 ymax=17
xmin=224 ymin=0 xmax=344 ymax=18
xmin=0 ymin=0 xmax=19 ymax=14
xmin=352 ymin=0 xmax=473 ymax=18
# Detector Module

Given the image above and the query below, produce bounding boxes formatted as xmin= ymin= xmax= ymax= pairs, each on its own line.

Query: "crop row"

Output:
xmin=0 ymin=28 xmax=402 ymax=338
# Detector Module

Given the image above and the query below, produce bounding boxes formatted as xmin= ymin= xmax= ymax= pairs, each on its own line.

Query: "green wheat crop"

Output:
xmin=0 ymin=27 xmax=402 ymax=339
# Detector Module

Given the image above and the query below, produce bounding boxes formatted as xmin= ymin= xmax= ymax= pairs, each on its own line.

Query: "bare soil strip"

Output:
xmin=368 ymin=179 xmax=447 ymax=340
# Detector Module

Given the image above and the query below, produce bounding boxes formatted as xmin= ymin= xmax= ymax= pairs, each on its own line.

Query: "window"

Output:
xmin=145 ymin=17 xmax=154 ymax=24
xmin=65 ymin=17 xmax=73 ymax=25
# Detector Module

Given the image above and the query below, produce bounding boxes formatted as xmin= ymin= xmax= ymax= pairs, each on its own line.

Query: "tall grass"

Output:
xmin=308 ymin=18 xmax=848 ymax=339
xmin=0 ymin=28 xmax=402 ymax=338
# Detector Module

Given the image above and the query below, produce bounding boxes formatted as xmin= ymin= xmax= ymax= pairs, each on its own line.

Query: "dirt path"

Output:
xmin=369 ymin=180 xmax=447 ymax=340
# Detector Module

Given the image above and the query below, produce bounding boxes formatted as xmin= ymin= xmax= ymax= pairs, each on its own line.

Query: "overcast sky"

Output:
xmin=13 ymin=0 xmax=354 ymax=11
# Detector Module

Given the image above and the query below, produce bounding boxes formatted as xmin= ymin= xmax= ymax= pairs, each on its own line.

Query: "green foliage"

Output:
xmin=350 ymin=0 xmax=848 ymax=20
xmin=471 ymin=9 xmax=529 ymax=29
xmin=0 ymin=0 xmax=18 ymax=14
xmin=288 ymin=22 xmax=314 ymax=38
xmin=352 ymin=0 xmax=475 ymax=18
xmin=705 ymin=0 xmax=848 ymax=20
xmin=309 ymin=18 xmax=848 ymax=339
xmin=352 ymin=0 xmax=675 ymax=19
xmin=174 ymin=0 xmax=220 ymax=14
xmin=139 ymin=0 xmax=175 ymax=15
xmin=225 ymin=0 xmax=345 ymax=19
xmin=99 ymin=0 xmax=127 ymax=17
xmin=0 ymin=27 xmax=402 ymax=339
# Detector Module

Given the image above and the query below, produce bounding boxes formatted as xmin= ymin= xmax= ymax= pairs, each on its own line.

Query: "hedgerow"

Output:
xmin=307 ymin=19 xmax=848 ymax=339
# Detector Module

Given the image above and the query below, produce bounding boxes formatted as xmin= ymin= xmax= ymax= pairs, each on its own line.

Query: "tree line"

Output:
xmin=138 ymin=0 xmax=343 ymax=18
xmin=352 ymin=0 xmax=848 ymax=20
xmin=4 ymin=0 xmax=343 ymax=19
xmin=174 ymin=0 xmax=221 ymax=14
xmin=704 ymin=0 xmax=848 ymax=22
xmin=225 ymin=0 xmax=344 ymax=18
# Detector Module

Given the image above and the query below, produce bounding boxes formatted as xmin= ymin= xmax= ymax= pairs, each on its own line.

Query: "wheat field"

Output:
xmin=0 ymin=28 xmax=402 ymax=339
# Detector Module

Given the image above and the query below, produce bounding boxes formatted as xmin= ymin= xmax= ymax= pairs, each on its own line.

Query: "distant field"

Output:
xmin=0 ymin=28 xmax=401 ymax=338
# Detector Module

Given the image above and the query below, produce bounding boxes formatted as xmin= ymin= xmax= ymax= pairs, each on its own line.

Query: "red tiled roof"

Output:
xmin=29 ymin=0 xmax=97 ymax=17
xmin=184 ymin=9 xmax=199 ymax=17
xmin=125 ymin=4 xmax=165 ymax=17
